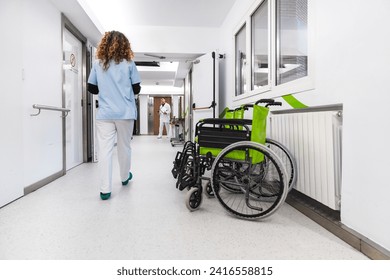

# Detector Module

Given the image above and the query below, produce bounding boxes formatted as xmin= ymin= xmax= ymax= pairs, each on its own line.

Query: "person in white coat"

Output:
xmin=157 ymin=98 xmax=171 ymax=139
xmin=87 ymin=31 xmax=141 ymax=200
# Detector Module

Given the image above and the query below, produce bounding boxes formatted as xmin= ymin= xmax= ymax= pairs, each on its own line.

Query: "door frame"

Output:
xmin=184 ymin=70 xmax=192 ymax=141
xmin=61 ymin=15 xmax=88 ymax=174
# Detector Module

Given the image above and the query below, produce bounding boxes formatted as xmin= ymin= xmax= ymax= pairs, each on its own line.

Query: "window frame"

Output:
xmin=232 ymin=0 xmax=315 ymax=104
xmin=251 ymin=0 xmax=271 ymax=93
xmin=234 ymin=23 xmax=248 ymax=96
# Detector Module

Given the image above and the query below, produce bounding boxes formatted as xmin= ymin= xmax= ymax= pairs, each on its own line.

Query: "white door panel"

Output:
xmin=63 ymin=29 xmax=83 ymax=170
xmin=190 ymin=51 xmax=219 ymax=141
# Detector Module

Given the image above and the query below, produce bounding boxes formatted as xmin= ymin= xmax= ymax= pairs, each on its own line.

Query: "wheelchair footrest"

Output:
xmin=171 ymin=151 xmax=183 ymax=178
xmin=177 ymin=175 xmax=197 ymax=191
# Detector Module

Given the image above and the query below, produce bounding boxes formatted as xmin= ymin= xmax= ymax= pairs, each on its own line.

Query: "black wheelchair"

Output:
xmin=172 ymin=99 xmax=297 ymax=220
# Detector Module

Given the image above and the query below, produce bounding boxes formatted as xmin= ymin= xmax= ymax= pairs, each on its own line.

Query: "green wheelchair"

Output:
xmin=172 ymin=99 xmax=296 ymax=220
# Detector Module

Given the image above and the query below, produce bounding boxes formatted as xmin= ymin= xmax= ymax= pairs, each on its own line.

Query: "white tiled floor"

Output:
xmin=0 ymin=136 xmax=369 ymax=259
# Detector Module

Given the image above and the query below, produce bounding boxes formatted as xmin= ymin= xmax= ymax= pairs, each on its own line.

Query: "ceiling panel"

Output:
xmin=134 ymin=52 xmax=202 ymax=87
xmin=75 ymin=0 xmax=237 ymax=88
xmin=81 ymin=0 xmax=237 ymax=28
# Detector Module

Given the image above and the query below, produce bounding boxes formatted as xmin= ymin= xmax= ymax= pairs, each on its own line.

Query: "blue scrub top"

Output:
xmin=88 ymin=59 xmax=141 ymax=120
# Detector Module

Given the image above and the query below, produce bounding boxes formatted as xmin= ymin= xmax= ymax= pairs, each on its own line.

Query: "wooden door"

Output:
xmin=153 ymin=97 xmax=172 ymax=135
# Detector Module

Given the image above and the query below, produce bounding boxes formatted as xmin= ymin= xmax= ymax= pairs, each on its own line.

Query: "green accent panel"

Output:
xmin=234 ymin=108 xmax=245 ymax=130
xmin=219 ymin=107 xmax=229 ymax=118
xmin=200 ymin=146 xmax=265 ymax=164
xmin=234 ymin=107 xmax=244 ymax=130
xmin=249 ymin=105 xmax=268 ymax=163
xmin=234 ymin=108 xmax=244 ymax=119
xmin=222 ymin=110 xmax=236 ymax=130
xmin=251 ymin=105 xmax=268 ymax=144
xmin=282 ymin=94 xmax=308 ymax=109
xmin=200 ymin=147 xmax=247 ymax=160
xmin=225 ymin=110 xmax=234 ymax=119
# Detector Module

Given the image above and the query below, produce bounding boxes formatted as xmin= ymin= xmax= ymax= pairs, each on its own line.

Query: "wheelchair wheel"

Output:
xmin=204 ymin=181 xmax=214 ymax=197
xmin=214 ymin=160 xmax=244 ymax=193
xmin=265 ymin=138 xmax=297 ymax=192
xmin=211 ymin=141 xmax=288 ymax=220
xmin=185 ymin=188 xmax=202 ymax=211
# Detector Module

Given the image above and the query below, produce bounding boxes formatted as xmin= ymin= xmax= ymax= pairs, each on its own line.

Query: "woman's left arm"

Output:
xmin=87 ymin=83 xmax=99 ymax=94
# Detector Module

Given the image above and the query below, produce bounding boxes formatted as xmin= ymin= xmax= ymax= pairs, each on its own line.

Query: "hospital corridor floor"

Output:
xmin=0 ymin=136 xmax=369 ymax=260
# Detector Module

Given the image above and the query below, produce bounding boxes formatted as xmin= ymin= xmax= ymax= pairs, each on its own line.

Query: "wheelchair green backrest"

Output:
xmin=197 ymin=103 xmax=269 ymax=163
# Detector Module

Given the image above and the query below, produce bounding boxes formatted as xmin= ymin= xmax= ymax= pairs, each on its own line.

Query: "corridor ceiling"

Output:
xmin=51 ymin=0 xmax=237 ymax=88
xmin=81 ymin=0 xmax=237 ymax=29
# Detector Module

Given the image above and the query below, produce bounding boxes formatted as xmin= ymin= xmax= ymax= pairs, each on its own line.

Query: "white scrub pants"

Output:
xmin=158 ymin=120 xmax=170 ymax=138
xmin=96 ymin=119 xmax=134 ymax=194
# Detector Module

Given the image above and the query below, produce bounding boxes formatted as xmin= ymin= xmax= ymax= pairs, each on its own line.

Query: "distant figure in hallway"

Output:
xmin=157 ymin=98 xmax=171 ymax=139
xmin=87 ymin=30 xmax=141 ymax=200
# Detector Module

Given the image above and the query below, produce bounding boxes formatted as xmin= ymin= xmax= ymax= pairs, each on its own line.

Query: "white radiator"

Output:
xmin=269 ymin=110 xmax=343 ymax=210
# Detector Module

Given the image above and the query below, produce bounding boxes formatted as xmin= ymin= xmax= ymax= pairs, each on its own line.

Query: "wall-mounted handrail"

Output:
xmin=192 ymin=101 xmax=216 ymax=111
xmin=31 ymin=104 xmax=71 ymax=117
xmin=193 ymin=106 xmax=213 ymax=111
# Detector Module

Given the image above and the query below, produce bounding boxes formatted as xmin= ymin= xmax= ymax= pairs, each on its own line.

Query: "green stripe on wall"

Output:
xmin=282 ymin=94 xmax=308 ymax=109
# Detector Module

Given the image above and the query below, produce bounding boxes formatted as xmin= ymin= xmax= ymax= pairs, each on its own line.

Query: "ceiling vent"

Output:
xmin=135 ymin=61 xmax=160 ymax=67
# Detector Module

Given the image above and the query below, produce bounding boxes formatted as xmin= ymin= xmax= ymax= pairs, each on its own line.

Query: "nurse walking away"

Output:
xmin=157 ymin=98 xmax=171 ymax=139
xmin=87 ymin=31 xmax=141 ymax=200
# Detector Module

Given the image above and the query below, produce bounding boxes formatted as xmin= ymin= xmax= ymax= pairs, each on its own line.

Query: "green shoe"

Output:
xmin=122 ymin=172 xmax=133 ymax=186
xmin=100 ymin=192 xmax=111 ymax=200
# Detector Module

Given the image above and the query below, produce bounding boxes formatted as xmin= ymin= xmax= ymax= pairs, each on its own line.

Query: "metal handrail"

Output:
xmin=192 ymin=101 xmax=216 ymax=111
xmin=31 ymin=104 xmax=70 ymax=117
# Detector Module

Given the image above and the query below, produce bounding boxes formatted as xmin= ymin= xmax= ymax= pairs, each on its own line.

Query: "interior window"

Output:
xmin=251 ymin=0 xmax=269 ymax=90
xmin=276 ymin=0 xmax=308 ymax=85
xmin=235 ymin=24 xmax=247 ymax=96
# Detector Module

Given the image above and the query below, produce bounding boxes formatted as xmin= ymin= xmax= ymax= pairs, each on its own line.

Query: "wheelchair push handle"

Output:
xmin=265 ymin=101 xmax=282 ymax=107
xmin=242 ymin=99 xmax=281 ymax=110
xmin=226 ymin=107 xmax=243 ymax=113
xmin=255 ymin=98 xmax=275 ymax=105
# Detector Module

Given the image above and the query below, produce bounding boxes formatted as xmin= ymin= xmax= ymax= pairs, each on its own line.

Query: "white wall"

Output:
xmin=218 ymin=0 xmax=390 ymax=250
xmin=0 ymin=0 xmax=25 ymax=206
xmin=319 ymin=0 xmax=390 ymax=251
xmin=218 ymin=0 xmax=256 ymax=111
xmin=290 ymin=0 xmax=390 ymax=251
xmin=171 ymin=96 xmax=180 ymax=119
xmin=120 ymin=26 xmax=220 ymax=55
xmin=0 ymin=0 xmax=78 ymax=207
xmin=22 ymin=0 xmax=63 ymax=187
xmin=138 ymin=95 xmax=149 ymax=135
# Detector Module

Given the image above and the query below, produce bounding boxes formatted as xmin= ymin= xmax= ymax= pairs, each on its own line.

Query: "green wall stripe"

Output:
xmin=282 ymin=94 xmax=308 ymax=109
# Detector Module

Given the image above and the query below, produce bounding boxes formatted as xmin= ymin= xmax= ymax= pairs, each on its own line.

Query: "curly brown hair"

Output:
xmin=96 ymin=31 xmax=134 ymax=70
